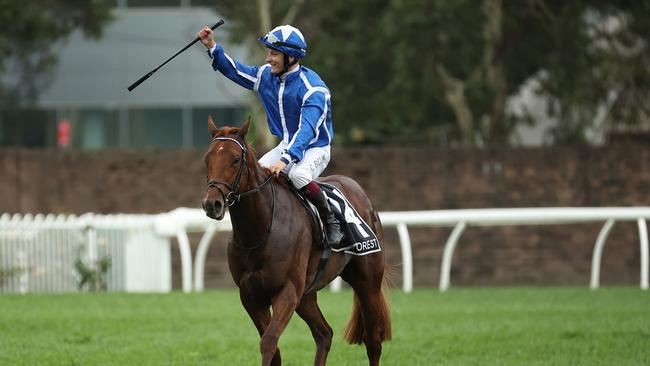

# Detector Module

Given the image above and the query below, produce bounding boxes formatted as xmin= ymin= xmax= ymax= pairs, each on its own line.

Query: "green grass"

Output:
xmin=0 ymin=288 xmax=648 ymax=365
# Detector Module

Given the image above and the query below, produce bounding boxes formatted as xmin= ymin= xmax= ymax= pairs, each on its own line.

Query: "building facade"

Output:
xmin=0 ymin=2 xmax=250 ymax=149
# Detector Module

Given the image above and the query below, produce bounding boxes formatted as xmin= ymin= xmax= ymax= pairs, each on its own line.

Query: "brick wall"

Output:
xmin=1 ymin=146 xmax=648 ymax=288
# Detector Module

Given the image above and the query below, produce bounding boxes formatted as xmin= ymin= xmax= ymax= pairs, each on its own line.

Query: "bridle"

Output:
xmin=206 ymin=136 xmax=272 ymax=207
xmin=206 ymin=136 xmax=275 ymax=251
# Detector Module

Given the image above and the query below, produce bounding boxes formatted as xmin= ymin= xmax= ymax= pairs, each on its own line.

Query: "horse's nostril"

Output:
xmin=213 ymin=200 xmax=223 ymax=213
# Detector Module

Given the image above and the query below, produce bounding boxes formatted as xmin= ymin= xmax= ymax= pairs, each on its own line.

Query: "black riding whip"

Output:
xmin=127 ymin=19 xmax=225 ymax=92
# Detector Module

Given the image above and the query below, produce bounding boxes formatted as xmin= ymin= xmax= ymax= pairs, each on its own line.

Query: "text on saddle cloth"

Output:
xmin=319 ymin=183 xmax=382 ymax=256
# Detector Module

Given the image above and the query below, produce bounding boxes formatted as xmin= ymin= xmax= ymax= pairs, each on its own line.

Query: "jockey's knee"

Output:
xmin=258 ymin=155 xmax=273 ymax=168
xmin=288 ymin=167 xmax=312 ymax=189
xmin=259 ymin=160 xmax=271 ymax=168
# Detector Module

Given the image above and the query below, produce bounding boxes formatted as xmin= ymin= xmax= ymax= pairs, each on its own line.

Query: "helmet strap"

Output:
xmin=281 ymin=54 xmax=299 ymax=75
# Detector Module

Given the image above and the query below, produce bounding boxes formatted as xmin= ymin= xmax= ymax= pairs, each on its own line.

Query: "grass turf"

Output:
xmin=0 ymin=287 xmax=648 ymax=365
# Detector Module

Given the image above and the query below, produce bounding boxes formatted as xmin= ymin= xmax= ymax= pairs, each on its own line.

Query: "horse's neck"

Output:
xmin=229 ymin=164 xmax=274 ymax=246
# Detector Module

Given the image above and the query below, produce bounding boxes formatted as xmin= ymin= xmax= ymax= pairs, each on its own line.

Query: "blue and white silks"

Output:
xmin=208 ymin=45 xmax=333 ymax=163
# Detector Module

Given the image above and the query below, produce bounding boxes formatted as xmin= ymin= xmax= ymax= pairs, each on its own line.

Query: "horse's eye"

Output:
xmin=232 ymin=157 xmax=241 ymax=165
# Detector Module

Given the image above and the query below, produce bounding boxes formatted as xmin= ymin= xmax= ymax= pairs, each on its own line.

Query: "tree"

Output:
xmin=0 ymin=0 xmax=113 ymax=108
xmin=304 ymin=0 xmax=650 ymax=146
xmin=212 ymin=0 xmax=649 ymax=147
xmin=542 ymin=0 xmax=650 ymax=144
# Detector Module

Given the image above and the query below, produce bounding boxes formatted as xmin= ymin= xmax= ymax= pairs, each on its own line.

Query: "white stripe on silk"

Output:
xmin=286 ymin=72 xmax=331 ymax=150
xmin=254 ymin=64 xmax=270 ymax=92
xmin=224 ymin=53 xmax=257 ymax=83
xmin=278 ymin=80 xmax=289 ymax=143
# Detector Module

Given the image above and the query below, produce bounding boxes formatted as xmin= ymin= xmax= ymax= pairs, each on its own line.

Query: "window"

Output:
xmin=0 ymin=109 xmax=56 ymax=148
xmin=0 ymin=107 xmax=247 ymax=149
xmin=189 ymin=0 xmax=216 ymax=6
xmin=77 ymin=110 xmax=120 ymax=149
xmin=126 ymin=0 xmax=183 ymax=7
xmin=129 ymin=108 xmax=183 ymax=148
xmin=192 ymin=107 xmax=245 ymax=147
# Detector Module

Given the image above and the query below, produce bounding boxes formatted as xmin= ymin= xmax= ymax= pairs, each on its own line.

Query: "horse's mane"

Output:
xmin=216 ymin=126 xmax=259 ymax=162
xmin=218 ymin=127 xmax=297 ymax=190
xmin=213 ymin=124 xmax=300 ymax=188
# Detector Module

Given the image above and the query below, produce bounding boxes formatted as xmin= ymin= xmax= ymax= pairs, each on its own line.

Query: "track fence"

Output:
xmin=0 ymin=213 xmax=169 ymax=294
xmin=1 ymin=207 xmax=648 ymax=294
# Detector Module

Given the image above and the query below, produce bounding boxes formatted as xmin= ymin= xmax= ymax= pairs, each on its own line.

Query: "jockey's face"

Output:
xmin=266 ymin=49 xmax=296 ymax=75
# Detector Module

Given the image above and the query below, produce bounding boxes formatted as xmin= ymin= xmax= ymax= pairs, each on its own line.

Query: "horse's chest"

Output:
xmin=237 ymin=269 xmax=280 ymax=294
xmin=238 ymin=270 xmax=262 ymax=288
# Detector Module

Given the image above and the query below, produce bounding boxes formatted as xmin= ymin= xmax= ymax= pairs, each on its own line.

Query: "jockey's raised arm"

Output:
xmin=206 ymin=43 xmax=260 ymax=91
xmin=199 ymin=23 xmax=343 ymax=248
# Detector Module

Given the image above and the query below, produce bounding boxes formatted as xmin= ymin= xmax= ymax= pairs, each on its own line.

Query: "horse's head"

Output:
xmin=201 ymin=115 xmax=252 ymax=220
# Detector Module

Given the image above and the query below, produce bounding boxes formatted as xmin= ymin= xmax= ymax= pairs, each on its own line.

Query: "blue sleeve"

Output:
xmin=283 ymin=91 xmax=328 ymax=162
xmin=209 ymin=44 xmax=259 ymax=90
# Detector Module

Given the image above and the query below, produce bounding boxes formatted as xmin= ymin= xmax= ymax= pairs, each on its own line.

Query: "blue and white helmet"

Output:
xmin=257 ymin=25 xmax=307 ymax=59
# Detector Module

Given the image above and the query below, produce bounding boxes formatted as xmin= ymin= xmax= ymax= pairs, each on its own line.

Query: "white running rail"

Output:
xmin=160 ymin=207 xmax=650 ymax=293
xmin=378 ymin=207 xmax=650 ymax=292
xmin=2 ymin=207 xmax=648 ymax=293
xmin=0 ymin=213 xmax=170 ymax=294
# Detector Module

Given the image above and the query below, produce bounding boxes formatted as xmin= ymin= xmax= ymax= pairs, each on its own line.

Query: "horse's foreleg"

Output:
xmin=260 ymin=283 xmax=300 ymax=366
xmin=295 ymin=292 xmax=333 ymax=366
xmin=240 ymin=293 xmax=282 ymax=366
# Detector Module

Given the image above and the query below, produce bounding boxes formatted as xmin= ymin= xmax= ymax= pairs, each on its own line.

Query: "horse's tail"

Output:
xmin=343 ymin=265 xmax=393 ymax=344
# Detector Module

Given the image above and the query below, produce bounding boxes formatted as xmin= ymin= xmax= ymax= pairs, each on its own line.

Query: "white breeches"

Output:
xmin=258 ymin=141 xmax=330 ymax=189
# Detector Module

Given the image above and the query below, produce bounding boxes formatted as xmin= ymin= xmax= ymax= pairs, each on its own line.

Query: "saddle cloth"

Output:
xmin=316 ymin=183 xmax=382 ymax=256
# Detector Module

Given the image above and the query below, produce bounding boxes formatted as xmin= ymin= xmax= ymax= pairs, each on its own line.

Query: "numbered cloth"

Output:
xmin=319 ymin=183 xmax=382 ymax=256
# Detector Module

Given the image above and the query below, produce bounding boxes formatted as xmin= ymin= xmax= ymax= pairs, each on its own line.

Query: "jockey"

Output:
xmin=198 ymin=24 xmax=344 ymax=248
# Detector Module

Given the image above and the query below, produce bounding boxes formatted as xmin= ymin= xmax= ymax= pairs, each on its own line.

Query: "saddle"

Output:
xmin=289 ymin=180 xmax=382 ymax=293
xmin=293 ymin=182 xmax=381 ymax=253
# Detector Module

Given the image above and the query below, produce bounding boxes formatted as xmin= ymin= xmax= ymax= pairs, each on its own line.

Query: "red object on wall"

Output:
xmin=57 ymin=119 xmax=71 ymax=147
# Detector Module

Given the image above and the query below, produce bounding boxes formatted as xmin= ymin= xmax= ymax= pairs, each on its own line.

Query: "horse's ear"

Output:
xmin=237 ymin=116 xmax=251 ymax=139
xmin=208 ymin=116 xmax=219 ymax=138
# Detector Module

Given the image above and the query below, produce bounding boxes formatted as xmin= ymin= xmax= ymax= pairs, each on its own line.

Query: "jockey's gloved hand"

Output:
xmin=280 ymin=162 xmax=294 ymax=177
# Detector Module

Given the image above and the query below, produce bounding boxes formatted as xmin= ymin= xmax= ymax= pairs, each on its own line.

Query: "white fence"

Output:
xmin=378 ymin=207 xmax=650 ymax=292
xmin=161 ymin=207 xmax=649 ymax=293
xmin=1 ymin=207 xmax=648 ymax=294
xmin=0 ymin=213 xmax=170 ymax=294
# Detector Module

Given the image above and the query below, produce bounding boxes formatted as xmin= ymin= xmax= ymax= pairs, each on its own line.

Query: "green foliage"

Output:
xmin=292 ymin=1 xmax=650 ymax=146
xmin=212 ymin=1 xmax=300 ymax=40
xmin=0 ymin=266 xmax=22 ymax=285
xmin=0 ymin=0 xmax=113 ymax=107
xmin=0 ymin=288 xmax=648 ymax=365
xmin=2 ymin=1 xmax=645 ymax=147
xmin=74 ymin=256 xmax=111 ymax=292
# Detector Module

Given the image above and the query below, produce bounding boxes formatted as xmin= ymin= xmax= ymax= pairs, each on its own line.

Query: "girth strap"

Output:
xmin=304 ymin=246 xmax=331 ymax=295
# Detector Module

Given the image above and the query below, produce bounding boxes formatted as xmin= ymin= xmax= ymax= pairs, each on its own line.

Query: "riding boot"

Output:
xmin=308 ymin=189 xmax=345 ymax=249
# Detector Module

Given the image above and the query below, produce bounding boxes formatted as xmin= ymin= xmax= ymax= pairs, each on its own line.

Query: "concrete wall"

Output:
xmin=1 ymin=145 xmax=648 ymax=288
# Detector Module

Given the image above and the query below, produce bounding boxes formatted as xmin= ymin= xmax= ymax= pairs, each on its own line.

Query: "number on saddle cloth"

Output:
xmin=318 ymin=183 xmax=382 ymax=256
xmin=290 ymin=180 xmax=382 ymax=256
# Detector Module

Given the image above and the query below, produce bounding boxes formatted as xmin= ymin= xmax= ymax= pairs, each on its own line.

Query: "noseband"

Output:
xmin=206 ymin=136 xmax=272 ymax=207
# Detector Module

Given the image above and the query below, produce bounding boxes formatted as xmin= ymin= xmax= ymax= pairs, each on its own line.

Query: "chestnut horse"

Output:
xmin=201 ymin=117 xmax=391 ymax=366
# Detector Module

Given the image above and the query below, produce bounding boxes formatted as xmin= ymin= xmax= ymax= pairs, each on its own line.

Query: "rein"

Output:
xmin=207 ymin=136 xmax=275 ymax=251
xmin=231 ymin=180 xmax=275 ymax=252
